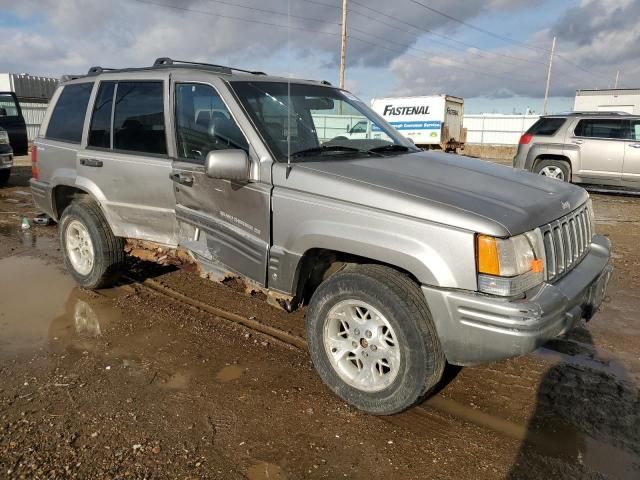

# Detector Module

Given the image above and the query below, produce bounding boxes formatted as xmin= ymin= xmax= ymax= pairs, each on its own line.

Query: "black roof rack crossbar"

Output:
xmin=87 ymin=66 xmax=118 ymax=75
xmin=153 ymin=57 xmax=266 ymax=75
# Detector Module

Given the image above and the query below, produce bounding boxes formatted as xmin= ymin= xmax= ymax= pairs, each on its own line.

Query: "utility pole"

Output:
xmin=339 ymin=0 xmax=348 ymax=89
xmin=543 ymin=36 xmax=556 ymax=115
xmin=615 ymin=70 xmax=620 ymax=89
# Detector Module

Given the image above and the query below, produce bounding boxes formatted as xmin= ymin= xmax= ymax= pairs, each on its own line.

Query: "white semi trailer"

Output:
xmin=370 ymin=95 xmax=466 ymax=151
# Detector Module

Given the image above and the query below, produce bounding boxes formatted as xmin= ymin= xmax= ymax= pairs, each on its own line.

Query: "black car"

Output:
xmin=0 ymin=126 xmax=13 ymax=185
xmin=0 ymin=92 xmax=28 ymax=156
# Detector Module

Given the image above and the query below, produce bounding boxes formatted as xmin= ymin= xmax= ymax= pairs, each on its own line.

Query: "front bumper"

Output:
xmin=423 ymin=234 xmax=612 ymax=365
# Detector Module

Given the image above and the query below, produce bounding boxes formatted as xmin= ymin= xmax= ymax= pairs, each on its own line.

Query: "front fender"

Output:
xmin=271 ymin=190 xmax=478 ymax=294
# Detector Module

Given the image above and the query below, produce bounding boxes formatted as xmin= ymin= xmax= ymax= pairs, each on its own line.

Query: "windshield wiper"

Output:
xmin=290 ymin=145 xmax=365 ymax=158
xmin=367 ymin=144 xmax=411 ymax=154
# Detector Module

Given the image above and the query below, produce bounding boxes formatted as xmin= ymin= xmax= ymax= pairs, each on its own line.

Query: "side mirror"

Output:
xmin=205 ymin=149 xmax=250 ymax=182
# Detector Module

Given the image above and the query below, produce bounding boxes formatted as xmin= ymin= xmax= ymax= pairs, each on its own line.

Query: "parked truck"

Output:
xmin=370 ymin=95 xmax=466 ymax=151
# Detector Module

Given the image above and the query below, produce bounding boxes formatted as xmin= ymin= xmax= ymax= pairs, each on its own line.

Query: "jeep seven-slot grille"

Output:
xmin=540 ymin=203 xmax=592 ymax=282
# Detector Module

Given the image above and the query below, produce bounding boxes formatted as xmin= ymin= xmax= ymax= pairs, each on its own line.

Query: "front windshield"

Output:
xmin=230 ymin=81 xmax=416 ymax=161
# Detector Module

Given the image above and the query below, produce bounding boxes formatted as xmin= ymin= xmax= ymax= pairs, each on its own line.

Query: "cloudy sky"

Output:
xmin=0 ymin=0 xmax=638 ymax=113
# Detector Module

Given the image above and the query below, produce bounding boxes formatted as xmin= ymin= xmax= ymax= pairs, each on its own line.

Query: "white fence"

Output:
xmin=20 ymin=102 xmax=48 ymax=142
xmin=16 ymin=104 xmax=542 ymax=147
xmin=463 ymin=114 xmax=540 ymax=146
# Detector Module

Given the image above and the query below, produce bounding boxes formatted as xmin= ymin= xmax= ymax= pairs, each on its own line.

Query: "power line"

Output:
xmin=408 ymin=0 xmax=622 ymax=86
xmin=300 ymin=0 xmax=602 ymax=85
xmin=135 ymin=0 xmax=532 ymax=81
xmin=133 ymin=0 xmax=606 ymax=91
xmin=298 ymin=0 xmax=621 ymax=87
xmin=347 ymin=33 xmax=541 ymax=86
xmin=408 ymin=0 xmax=538 ymax=49
xmin=132 ymin=0 xmax=340 ymax=37
xmin=347 ymin=0 xmax=547 ymax=67
xmin=200 ymin=0 xmax=331 ymax=25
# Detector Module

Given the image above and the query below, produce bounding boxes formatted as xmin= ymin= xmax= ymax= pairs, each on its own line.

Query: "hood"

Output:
xmin=276 ymin=151 xmax=588 ymax=237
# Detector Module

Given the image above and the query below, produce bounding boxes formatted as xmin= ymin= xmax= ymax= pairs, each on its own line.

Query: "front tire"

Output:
xmin=60 ymin=198 xmax=125 ymax=289
xmin=306 ymin=264 xmax=445 ymax=415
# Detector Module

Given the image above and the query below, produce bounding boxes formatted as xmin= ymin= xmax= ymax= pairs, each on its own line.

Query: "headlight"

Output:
xmin=476 ymin=230 xmax=545 ymax=296
xmin=0 ymin=130 xmax=9 ymax=144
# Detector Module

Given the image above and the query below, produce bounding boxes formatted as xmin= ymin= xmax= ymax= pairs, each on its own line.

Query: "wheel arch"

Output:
xmin=51 ymin=178 xmax=121 ymax=235
xmin=52 ymin=184 xmax=91 ymax=220
xmin=533 ymin=154 xmax=573 ymax=180
xmin=290 ymin=247 xmax=424 ymax=306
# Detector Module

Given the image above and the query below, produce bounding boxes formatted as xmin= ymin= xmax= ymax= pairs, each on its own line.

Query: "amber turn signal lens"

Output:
xmin=477 ymin=235 xmax=500 ymax=275
xmin=531 ymin=258 xmax=544 ymax=273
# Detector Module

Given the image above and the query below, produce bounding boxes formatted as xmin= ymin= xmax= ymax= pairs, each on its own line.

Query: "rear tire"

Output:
xmin=59 ymin=197 xmax=125 ymax=289
xmin=0 ymin=169 xmax=9 ymax=185
xmin=534 ymin=159 xmax=570 ymax=182
xmin=306 ymin=264 xmax=445 ymax=415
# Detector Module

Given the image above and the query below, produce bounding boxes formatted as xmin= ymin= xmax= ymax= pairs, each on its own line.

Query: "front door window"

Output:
xmin=175 ymin=83 xmax=248 ymax=163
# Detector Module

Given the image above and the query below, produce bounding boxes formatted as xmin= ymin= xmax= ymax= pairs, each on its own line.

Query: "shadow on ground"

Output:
xmin=508 ymin=326 xmax=640 ymax=479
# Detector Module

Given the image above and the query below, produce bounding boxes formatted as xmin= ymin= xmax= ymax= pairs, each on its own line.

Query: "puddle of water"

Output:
xmin=0 ymin=226 xmax=57 ymax=251
xmin=0 ymin=255 xmax=122 ymax=360
xmin=0 ymin=256 xmax=76 ymax=358
xmin=160 ymin=372 xmax=190 ymax=389
xmin=246 ymin=462 xmax=286 ymax=480
xmin=216 ymin=365 xmax=243 ymax=382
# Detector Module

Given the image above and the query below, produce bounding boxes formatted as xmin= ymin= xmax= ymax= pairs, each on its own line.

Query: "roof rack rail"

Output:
xmin=60 ymin=74 xmax=85 ymax=82
xmin=554 ymin=110 xmax=633 ymax=116
xmin=152 ymin=57 xmax=267 ymax=75
xmin=87 ymin=66 xmax=117 ymax=75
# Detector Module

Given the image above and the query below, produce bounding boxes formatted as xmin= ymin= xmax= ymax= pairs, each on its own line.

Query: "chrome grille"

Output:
xmin=541 ymin=203 xmax=593 ymax=282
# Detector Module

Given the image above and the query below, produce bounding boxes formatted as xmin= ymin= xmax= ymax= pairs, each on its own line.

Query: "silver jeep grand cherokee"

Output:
xmin=30 ymin=58 xmax=612 ymax=414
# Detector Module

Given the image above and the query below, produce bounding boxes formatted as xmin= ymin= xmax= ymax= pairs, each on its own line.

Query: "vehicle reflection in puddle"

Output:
xmin=216 ymin=365 xmax=243 ymax=382
xmin=0 ymin=225 xmax=57 ymax=251
xmin=73 ymin=298 xmax=102 ymax=337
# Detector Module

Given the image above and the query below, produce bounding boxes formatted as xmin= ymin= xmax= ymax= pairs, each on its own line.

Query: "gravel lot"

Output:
xmin=0 ymin=156 xmax=639 ymax=479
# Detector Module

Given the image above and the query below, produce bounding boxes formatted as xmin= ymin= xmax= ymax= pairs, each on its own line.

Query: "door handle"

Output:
xmin=79 ymin=158 xmax=103 ymax=167
xmin=629 ymin=143 xmax=640 ymax=149
xmin=169 ymin=172 xmax=194 ymax=187
xmin=572 ymin=139 xmax=584 ymax=145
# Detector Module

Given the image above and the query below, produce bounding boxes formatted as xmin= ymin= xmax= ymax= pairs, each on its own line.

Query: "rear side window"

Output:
xmin=113 ymin=82 xmax=166 ymax=155
xmin=88 ymin=82 xmax=116 ymax=148
xmin=574 ymin=119 xmax=627 ymax=139
xmin=0 ymin=93 xmax=19 ymax=117
xmin=526 ymin=117 xmax=566 ymax=136
xmin=46 ymin=83 xmax=93 ymax=143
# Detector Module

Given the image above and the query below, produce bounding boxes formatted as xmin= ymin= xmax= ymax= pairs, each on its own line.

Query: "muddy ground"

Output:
xmin=0 ymin=157 xmax=639 ymax=479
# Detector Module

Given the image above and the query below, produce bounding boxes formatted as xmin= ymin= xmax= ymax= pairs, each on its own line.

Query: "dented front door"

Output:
xmin=169 ymin=75 xmax=270 ymax=286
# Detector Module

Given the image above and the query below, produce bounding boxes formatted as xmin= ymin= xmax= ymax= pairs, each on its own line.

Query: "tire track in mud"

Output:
xmin=124 ymin=273 xmax=640 ymax=478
